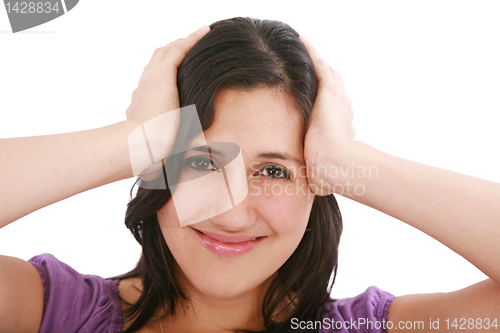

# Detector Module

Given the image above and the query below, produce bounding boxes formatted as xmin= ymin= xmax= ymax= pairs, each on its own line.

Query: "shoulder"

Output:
xmin=0 ymin=254 xmax=44 ymax=333
xmin=317 ymin=286 xmax=395 ymax=333
xmin=117 ymin=276 xmax=146 ymax=331
xmin=28 ymin=253 xmax=124 ymax=333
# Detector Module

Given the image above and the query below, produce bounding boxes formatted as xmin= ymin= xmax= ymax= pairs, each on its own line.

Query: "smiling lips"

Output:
xmin=191 ymin=228 xmax=266 ymax=258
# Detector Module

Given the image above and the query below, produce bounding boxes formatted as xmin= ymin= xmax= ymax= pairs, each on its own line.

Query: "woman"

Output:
xmin=0 ymin=17 xmax=499 ymax=333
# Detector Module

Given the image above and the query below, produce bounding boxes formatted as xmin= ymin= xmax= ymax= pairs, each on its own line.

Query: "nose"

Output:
xmin=171 ymin=141 xmax=250 ymax=228
xmin=207 ymin=193 xmax=257 ymax=232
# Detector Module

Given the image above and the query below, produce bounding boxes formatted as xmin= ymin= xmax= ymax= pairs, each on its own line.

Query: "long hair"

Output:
xmin=110 ymin=17 xmax=343 ymax=333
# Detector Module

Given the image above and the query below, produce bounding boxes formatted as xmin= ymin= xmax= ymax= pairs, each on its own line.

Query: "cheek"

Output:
xmin=156 ymin=199 xmax=191 ymax=256
xmin=157 ymin=199 xmax=179 ymax=229
xmin=250 ymin=180 xmax=314 ymax=236
xmin=157 ymin=200 xmax=194 ymax=271
xmin=251 ymin=189 xmax=314 ymax=278
xmin=156 ymin=200 xmax=179 ymax=251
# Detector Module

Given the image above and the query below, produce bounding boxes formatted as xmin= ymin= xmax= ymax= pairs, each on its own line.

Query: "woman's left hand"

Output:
xmin=300 ymin=36 xmax=500 ymax=330
xmin=299 ymin=36 xmax=356 ymax=195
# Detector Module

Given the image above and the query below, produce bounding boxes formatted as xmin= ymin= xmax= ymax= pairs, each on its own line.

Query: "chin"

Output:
xmin=177 ymin=263 xmax=276 ymax=301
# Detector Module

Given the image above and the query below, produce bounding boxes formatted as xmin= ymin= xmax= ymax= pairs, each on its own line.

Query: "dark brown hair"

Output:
xmin=111 ymin=17 xmax=343 ymax=333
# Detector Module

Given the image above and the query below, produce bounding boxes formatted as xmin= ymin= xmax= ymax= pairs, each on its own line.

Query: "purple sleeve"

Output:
xmin=28 ymin=253 xmax=123 ymax=333
xmin=319 ymin=286 xmax=395 ymax=333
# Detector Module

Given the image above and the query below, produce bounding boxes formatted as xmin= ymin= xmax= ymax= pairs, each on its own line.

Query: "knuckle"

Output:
xmin=171 ymin=40 xmax=183 ymax=50
xmin=154 ymin=47 xmax=162 ymax=53
xmin=153 ymin=47 xmax=164 ymax=56
xmin=315 ymin=57 xmax=327 ymax=68
xmin=180 ymin=42 xmax=191 ymax=55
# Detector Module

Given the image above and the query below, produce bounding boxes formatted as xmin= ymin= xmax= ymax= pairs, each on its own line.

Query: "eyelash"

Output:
xmin=253 ymin=164 xmax=291 ymax=180
xmin=186 ymin=156 xmax=291 ymax=180
xmin=186 ymin=156 xmax=221 ymax=173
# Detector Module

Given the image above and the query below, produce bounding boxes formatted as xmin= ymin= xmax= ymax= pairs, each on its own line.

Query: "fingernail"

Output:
xmin=199 ymin=25 xmax=210 ymax=33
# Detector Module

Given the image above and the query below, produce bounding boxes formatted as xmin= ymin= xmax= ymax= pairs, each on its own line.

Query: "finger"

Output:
xmin=329 ymin=65 xmax=346 ymax=92
xmin=147 ymin=38 xmax=183 ymax=68
xmin=299 ymin=36 xmax=335 ymax=88
xmin=146 ymin=23 xmax=210 ymax=70
xmin=161 ymin=25 xmax=211 ymax=72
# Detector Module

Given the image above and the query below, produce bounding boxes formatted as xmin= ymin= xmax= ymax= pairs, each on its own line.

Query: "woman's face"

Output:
xmin=157 ymin=87 xmax=315 ymax=300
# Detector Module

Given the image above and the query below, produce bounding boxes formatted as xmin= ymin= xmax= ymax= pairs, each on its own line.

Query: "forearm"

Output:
xmin=0 ymin=28 xmax=211 ymax=230
xmin=0 ymin=120 xmax=137 ymax=228
xmin=325 ymin=141 xmax=500 ymax=284
xmin=388 ymin=278 xmax=500 ymax=332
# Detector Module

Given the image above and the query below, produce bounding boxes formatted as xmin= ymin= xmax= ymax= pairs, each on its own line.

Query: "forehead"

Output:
xmin=201 ymin=87 xmax=304 ymax=157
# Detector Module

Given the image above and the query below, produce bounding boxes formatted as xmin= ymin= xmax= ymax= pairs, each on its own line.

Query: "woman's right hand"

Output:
xmin=126 ymin=25 xmax=210 ymax=180
xmin=0 ymin=25 xmax=210 ymax=227
xmin=299 ymin=36 xmax=357 ymax=196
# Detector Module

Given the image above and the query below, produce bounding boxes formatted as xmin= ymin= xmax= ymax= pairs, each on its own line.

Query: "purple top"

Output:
xmin=29 ymin=253 xmax=395 ymax=333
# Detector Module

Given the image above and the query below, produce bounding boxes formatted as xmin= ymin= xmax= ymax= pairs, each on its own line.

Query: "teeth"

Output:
xmin=252 ymin=238 xmax=257 ymax=241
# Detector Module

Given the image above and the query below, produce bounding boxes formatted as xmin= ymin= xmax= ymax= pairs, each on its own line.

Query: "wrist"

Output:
xmin=307 ymin=140 xmax=377 ymax=197
xmin=126 ymin=109 xmax=180 ymax=178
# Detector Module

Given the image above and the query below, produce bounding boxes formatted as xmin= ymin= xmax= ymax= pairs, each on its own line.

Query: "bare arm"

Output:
xmin=387 ymin=279 xmax=500 ymax=332
xmin=328 ymin=143 xmax=500 ymax=331
xmin=0 ymin=26 xmax=211 ymax=333
xmin=300 ymin=35 xmax=500 ymax=286
xmin=0 ymin=121 xmax=135 ymax=228
xmin=300 ymin=35 xmax=500 ymax=329
xmin=329 ymin=141 xmax=500 ymax=284
xmin=0 ymin=26 xmax=210 ymax=230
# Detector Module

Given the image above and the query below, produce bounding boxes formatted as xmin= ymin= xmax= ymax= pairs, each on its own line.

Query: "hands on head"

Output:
xmin=126 ymin=26 xmax=211 ymax=181
xmin=299 ymin=35 xmax=357 ymax=196
xmin=127 ymin=26 xmax=359 ymax=197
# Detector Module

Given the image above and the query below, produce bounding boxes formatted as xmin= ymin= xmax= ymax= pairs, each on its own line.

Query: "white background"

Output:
xmin=1 ymin=0 xmax=499 ymax=300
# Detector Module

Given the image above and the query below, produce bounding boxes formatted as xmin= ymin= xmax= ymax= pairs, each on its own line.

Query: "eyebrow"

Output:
xmin=187 ymin=145 xmax=223 ymax=156
xmin=256 ymin=152 xmax=304 ymax=166
xmin=187 ymin=145 xmax=304 ymax=166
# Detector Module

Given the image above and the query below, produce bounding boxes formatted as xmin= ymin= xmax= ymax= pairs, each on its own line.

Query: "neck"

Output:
xmin=161 ymin=270 xmax=275 ymax=332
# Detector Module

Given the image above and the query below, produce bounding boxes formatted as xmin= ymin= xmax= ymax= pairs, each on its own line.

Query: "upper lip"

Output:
xmin=191 ymin=227 xmax=265 ymax=243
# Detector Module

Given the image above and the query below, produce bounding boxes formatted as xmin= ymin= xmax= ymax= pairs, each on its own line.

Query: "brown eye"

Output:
xmin=259 ymin=165 xmax=291 ymax=179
